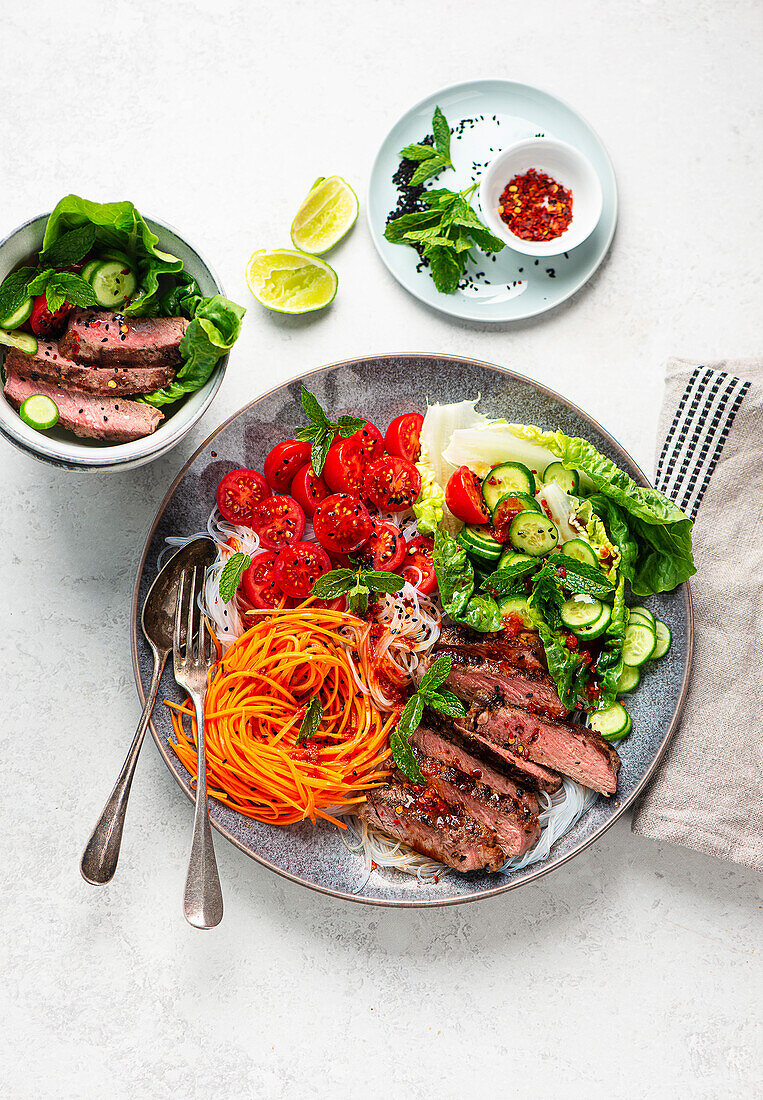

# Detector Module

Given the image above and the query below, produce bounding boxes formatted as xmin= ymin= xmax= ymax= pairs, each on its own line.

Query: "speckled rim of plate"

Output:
xmin=131 ymin=355 xmax=693 ymax=908
xmin=367 ymin=78 xmax=618 ymax=323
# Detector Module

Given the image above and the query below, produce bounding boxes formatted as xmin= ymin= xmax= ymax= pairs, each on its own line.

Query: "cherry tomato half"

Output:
xmin=290 ymin=463 xmax=330 ymax=516
xmin=29 ymin=294 xmax=73 ymax=338
xmin=357 ymin=520 xmax=407 ymax=571
xmin=363 ymin=455 xmax=421 ymax=511
xmin=399 ymin=535 xmax=437 ymax=595
xmin=242 ymin=552 xmax=286 ymax=609
xmin=311 ymin=596 xmax=347 ymax=612
xmin=216 ymin=468 xmax=271 ymax=525
xmin=322 ymin=422 xmax=383 ymax=494
xmin=384 ymin=412 xmax=424 ymax=464
xmin=251 ymin=494 xmax=305 ymax=550
xmin=445 ymin=465 xmax=490 ymax=524
xmin=313 ymin=493 xmax=373 ymax=554
xmin=273 ymin=541 xmax=332 ymax=599
xmin=263 ymin=439 xmax=312 ymax=493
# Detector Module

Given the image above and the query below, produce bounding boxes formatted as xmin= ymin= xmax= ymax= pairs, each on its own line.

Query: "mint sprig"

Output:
xmin=391 ymin=654 xmax=467 ymax=782
xmin=398 ymin=106 xmax=453 ymax=186
xmin=218 ymin=551 xmax=251 ymax=603
xmin=294 ymin=386 xmax=367 ymax=475
xmin=311 ymin=566 xmax=403 ymax=615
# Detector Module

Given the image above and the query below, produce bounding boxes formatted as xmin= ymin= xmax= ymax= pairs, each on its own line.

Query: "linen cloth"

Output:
xmin=631 ymin=358 xmax=763 ymax=871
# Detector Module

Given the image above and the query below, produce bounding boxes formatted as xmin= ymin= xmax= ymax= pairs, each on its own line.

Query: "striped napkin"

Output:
xmin=631 ymin=358 xmax=762 ymax=871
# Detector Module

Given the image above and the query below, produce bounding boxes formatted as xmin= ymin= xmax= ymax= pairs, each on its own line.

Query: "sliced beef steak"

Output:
xmin=411 ymin=722 xmax=539 ymax=814
xmin=413 ymin=748 xmax=540 ymax=857
xmin=470 ymin=701 xmax=621 ymax=796
xmin=60 ymin=310 xmax=188 ymax=367
xmin=358 ymin=777 xmax=507 ymax=872
xmin=446 ymin=717 xmax=563 ymax=793
xmin=5 ymin=343 xmax=176 ymax=396
xmin=438 ymin=623 xmax=547 ymax=673
xmin=438 ymin=648 xmax=569 ymax=719
xmin=4 ymin=371 xmax=163 ymax=442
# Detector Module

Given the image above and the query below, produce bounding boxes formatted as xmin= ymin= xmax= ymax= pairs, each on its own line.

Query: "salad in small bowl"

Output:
xmin=0 ymin=195 xmax=245 ymax=470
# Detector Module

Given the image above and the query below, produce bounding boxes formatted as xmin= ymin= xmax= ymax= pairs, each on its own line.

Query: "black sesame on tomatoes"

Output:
xmin=290 ymin=462 xmax=329 ymax=516
xmin=274 ymin=541 xmax=332 ymax=598
xmin=216 ymin=468 xmax=271 ymax=526
xmin=263 ymin=439 xmax=312 ymax=492
xmin=357 ymin=519 xmax=407 ymax=571
xmin=363 ymin=455 xmax=421 ymax=511
xmin=399 ymin=535 xmax=437 ymax=594
xmin=313 ymin=493 xmax=373 ymax=554
xmin=241 ymin=551 xmax=286 ymax=609
xmin=250 ymin=494 xmax=306 ymax=550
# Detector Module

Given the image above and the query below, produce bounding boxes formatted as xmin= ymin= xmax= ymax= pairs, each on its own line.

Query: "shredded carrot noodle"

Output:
xmin=168 ymin=605 xmax=394 ymax=827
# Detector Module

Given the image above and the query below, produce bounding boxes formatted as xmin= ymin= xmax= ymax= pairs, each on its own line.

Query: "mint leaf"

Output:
xmin=390 ymin=727 xmax=424 ymax=783
xmin=297 ymin=695 xmax=323 ymax=744
xmin=384 ymin=211 xmax=439 ymax=243
xmin=336 ymin=415 xmax=367 ymax=437
xmin=466 ymin=225 xmax=506 ymax=254
xmin=219 ymin=551 xmax=251 ymax=603
xmin=47 ymin=272 xmax=99 ymax=308
xmin=311 ymin=568 xmax=355 ymax=599
xmin=431 ymin=106 xmax=452 ymax=164
xmin=427 ymin=245 xmax=462 ymax=294
xmin=27 ymin=268 xmax=54 ymax=296
xmin=552 ymin=553 xmax=614 ymax=598
xmin=301 ymin=385 xmax=330 ymax=428
xmin=347 ymin=581 xmax=370 ymax=614
xmin=410 ymin=156 xmax=449 ymax=186
xmin=418 ymin=653 xmax=452 ymax=694
xmin=399 ymin=143 xmax=437 ymax=161
xmin=38 ymin=223 xmax=96 ymax=269
xmin=45 ymin=284 xmax=66 ymax=312
xmin=360 ymin=570 xmax=405 ymax=594
xmin=311 ymin=434 xmax=328 ymax=475
xmin=529 ymin=561 xmax=564 ymax=630
xmin=294 ymin=426 xmax=319 ymax=442
xmin=482 ymin=560 xmax=539 ymax=593
xmin=0 ymin=267 xmax=36 ymax=320
xmin=398 ymin=693 xmax=425 ymax=740
xmin=424 ymin=688 xmax=467 ymax=721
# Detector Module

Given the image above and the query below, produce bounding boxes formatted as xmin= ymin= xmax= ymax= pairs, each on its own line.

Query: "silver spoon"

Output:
xmin=81 ymin=536 xmax=216 ymax=885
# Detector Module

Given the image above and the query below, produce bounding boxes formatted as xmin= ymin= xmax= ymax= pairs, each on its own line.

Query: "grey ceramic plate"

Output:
xmin=132 ymin=355 xmax=692 ymax=907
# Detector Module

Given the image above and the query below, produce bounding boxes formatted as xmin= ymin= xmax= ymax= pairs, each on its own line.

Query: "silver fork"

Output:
xmin=173 ymin=566 xmax=223 ymax=929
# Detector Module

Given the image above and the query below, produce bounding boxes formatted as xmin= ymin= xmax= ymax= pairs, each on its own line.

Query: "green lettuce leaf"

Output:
xmin=433 ymin=529 xmax=474 ymax=617
xmin=595 ymin=575 xmax=627 ymax=709
xmin=140 ymin=295 xmax=245 ymax=407
xmin=534 ymin=621 xmax=589 ymax=710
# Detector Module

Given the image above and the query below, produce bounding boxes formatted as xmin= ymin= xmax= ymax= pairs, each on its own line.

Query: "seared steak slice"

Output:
xmin=413 ymin=748 xmax=540 ymax=857
xmin=410 ymin=722 xmax=538 ymax=814
xmin=60 ymin=309 xmax=188 ymax=367
xmin=4 ymin=370 xmax=163 ymax=442
xmin=440 ymin=648 xmax=569 ymax=719
xmin=438 ymin=623 xmax=547 ymax=673
xmin=5 ymin=343 xmax=176 ymax=396
xmin=446 ymin=717 xmax=563 ymax=793
xmin=358 ymin=777 xmax=507 ymax=872
xmin=470 ymin=701 xmax=621 ymax=796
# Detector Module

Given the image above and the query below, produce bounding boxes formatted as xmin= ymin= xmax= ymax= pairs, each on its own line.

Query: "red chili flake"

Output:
xmin=498 ymin=169 xmax=573 ymax=241
xmin=565 ymin=634 xmax=578 ymax=649
xmin=556 ymin=566 xmax=567 ymax=579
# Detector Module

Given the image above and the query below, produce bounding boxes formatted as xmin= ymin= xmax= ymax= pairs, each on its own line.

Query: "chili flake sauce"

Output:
xmin=498 ymin=169 xmax=573 ymax=241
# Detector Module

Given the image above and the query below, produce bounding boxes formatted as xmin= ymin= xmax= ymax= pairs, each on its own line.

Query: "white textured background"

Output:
xmin=1 ymin=2 xmax=761 ymax=1097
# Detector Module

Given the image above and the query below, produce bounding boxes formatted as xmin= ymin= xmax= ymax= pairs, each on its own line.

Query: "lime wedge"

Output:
xmin=290 ymin=176 xmax=359 ymax=254
xmin=246 ymin=249 xmax=338 ymax=313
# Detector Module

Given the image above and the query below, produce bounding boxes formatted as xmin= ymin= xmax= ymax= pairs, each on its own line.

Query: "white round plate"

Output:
xmin=367 ymin=79 xmax=618 ymax=322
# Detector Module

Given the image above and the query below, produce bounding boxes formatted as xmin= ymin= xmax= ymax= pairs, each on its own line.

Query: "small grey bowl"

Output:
xmin=0 ymin=212 xmax=229 ymax=471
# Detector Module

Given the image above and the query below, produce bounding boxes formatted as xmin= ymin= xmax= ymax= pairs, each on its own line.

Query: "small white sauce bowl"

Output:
xmin=479 ymin=138 xmax=603 ymax=257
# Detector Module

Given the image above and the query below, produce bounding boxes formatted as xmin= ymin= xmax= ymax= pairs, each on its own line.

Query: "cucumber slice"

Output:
xmin=560 ymin=538 xmax=598 ymax=568
xmin=573 ymin=601 xmax=612 ymax=640
xmin=481 ymin=462 xmax=536 ymax=510
xmin=81 ymin=259 xmax=102 ymax=283
xmin=628 ymin=605 xmax=656 ymax=629
xmin=542 ymin=461 xmax=579 ymax=495
xmin=508 ymin=511 xmax=558 ymax=556
xmin=0 ymin=296 xmax=33 ymax=329
xmin=97 ymin=248 xmax=133 ymax=265
xmin=498 ymin=595 xmax=533 ymax=628
xmin=616 ymin=664 xmax=641 ymax=693
xmin=622 ymin=620 xmax=656 ymax=666
xmin=651 ymin=620 xmax=672 ymax=659
xmin=589 ymin=702 xmax=630 ymax=740
xmin=498 ymin=548 xmax=537 ymax=571
xmin=560 ymin=595 xmax=603 ymax=630
xmin=0 ymin=328 xmax=37 ymax=353
xmin=19 ymin=393 xmax=59 ymax=430
xmin=456 ymin=524 xmax=503 ymax=563
xmin=491 ymin=491 xmax=539 ymax=519
xmin=90 ymin=260 xmax=137 ymax=308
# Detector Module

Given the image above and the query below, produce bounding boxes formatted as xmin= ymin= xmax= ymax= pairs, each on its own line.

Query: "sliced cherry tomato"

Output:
xmin=399 ymin=535 xmax=437 ymax=595
xmin=290 ymin=463 xmax=329 ymax=516
xmin=491 ymin=495 xmax=530 ymax=542
xmin=311 ymin=596 xmax=347 ymax=612
xmin=445 ymin=465 xmax=490 ymax=524
xmin=322 ymin=422 xmax=383 ymax=494
xmin=313 ymin=493 xmax=373 ymax=554
xmin=216 ymin=468 xmax=271 ymax=525
xmin=347 ymin=420 xmax=384 ymax=459
xmin=363 ymin=455 xmax=421 ymax=511
xmin=273 ymin=540 xmax=332 ymax=599
xmin=251 ymin=494 xmax=305 ymax=550
xmin=241 ymin=551 xmax=285 ymax=609
xmin=29 ymin=294 xmax=73 ymax=338
xmin=384 ymin=412 xmax=424 ymax=464
xmin=357 ymin=520 xmax=407 ymax=571
xmin=263 ymin=439 xmax=312 ymax=492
